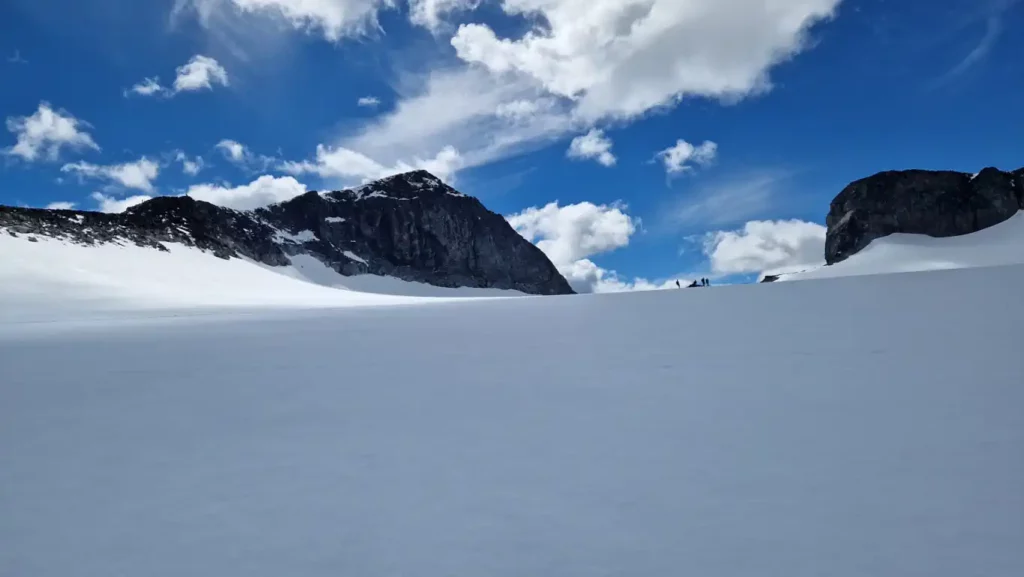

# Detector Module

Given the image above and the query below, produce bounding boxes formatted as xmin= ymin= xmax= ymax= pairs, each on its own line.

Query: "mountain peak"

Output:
xmin=0 ymin=172 xmax=574 ymax=296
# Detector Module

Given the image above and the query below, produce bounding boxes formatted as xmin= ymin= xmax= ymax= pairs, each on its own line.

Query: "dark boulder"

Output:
xmin=825 ymin=166 xmax=1023 ymax=265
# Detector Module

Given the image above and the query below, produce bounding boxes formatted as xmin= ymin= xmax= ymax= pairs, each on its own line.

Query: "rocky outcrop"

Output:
xmin=825 ymin=166 xmax=1024 ymax=264
xmin=0 ymin=170 xmax=575 ymax=296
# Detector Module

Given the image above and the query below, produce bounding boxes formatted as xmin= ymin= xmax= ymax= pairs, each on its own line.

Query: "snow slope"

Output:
xmin=783 ymin=210 xmax=1024 ymax=281
xmin=0 ymin=233 xmax=522 ymax=322
xmin=2 ymin=264 xmax=1022 ymax=577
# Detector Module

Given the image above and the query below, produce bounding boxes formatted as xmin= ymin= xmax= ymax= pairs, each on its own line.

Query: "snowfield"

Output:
xmin=1 ymin=232 xmax=1023 ymax=577
xmin=783 ymin=210 xmax=1024 ymax=281
xmin=0 ymin=234 xmax=522 ymax=323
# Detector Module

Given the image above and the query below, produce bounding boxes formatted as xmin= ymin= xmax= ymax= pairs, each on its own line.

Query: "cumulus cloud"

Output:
xmin=357 ymin=96 xmax=381 ymax=107
xmin=45 ymin=201 xmax=77 ymax=210
xmin=176 ymin=152 xmax=205 ymax=175
xmin=174 ymin=55 xmax=229 ymax=92
xmin=62 ymin=158 xmax=160 ymax=193
xmin=703 ymin=219 xmax=826 ymax=276
xmin=567 ymin=129 xmax=616 ymax=167
xmin=127 ymin=56 xmax=228 ymax=98
xmin=185 ymin=174 xmax=308 ymax=209
xmin=507 ymin=201 xmax=674 ymax=293
xmin=173 ymin=0 xmax=837 ymax=182
xmin=656 ymin=139 xmax=718 ymax=174
xmin=127 ymin=77 xmax=166 ymax=97
xmin=174 ymin=0 xmax=393 ymax=42
xmin=91 ymin=192 xmax=154 ymax=213
xmin=4 ymin=103 xmax=99 ymax=162
xmin=216 ymin=139 xmax=249 ymax=162
xmin=408 ymin=0 xmax=478 ymax=32
xmin=281 ymin=143 xmax=463 ymax=184
xmin=451 ymin=0 xmax=840 ymax=121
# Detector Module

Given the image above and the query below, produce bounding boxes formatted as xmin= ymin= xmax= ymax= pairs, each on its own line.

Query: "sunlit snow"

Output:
xmin=1 ymin=227 xmax=1022 ymax=577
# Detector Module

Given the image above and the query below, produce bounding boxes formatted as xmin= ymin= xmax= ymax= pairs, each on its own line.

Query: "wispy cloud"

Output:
xmin=7 ymin=50 xmax=28 ymax=65
xmin=930 ymin=0 xmax=1019 ymax=87
xmin=661 ymin=169 xmax=796 ymax=233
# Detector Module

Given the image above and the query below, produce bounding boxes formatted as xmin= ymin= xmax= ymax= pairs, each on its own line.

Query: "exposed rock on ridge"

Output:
xmin=825 ymin=166 xmax=1024 ymax=265
xmin=0 ymin=170 xmax=575 ymax=296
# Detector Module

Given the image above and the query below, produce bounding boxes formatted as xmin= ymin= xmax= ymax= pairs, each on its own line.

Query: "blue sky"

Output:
xmin=2 ymin=0 xmax=1022 ymax=291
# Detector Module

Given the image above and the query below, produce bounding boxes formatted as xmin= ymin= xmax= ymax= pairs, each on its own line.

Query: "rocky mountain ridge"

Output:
xmin=0 ymin=170 xmax=575 ymax=296
xmin=826 ymin=166 xmax=1024 ymax=264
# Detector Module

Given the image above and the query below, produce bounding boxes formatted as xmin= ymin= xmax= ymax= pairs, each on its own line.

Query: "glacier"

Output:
xmin=1 ymin=228 xmax=1022 ymax=577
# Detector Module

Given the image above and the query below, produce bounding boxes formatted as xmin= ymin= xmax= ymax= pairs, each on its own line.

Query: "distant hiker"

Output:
xmin=688 ymin=280 xmax=699 ymax=288
xmin=675 ymin=280 xmax=681 ymax=288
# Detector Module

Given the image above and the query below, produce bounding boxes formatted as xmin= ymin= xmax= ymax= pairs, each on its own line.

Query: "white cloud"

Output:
xmin=567 ymin=129 xmax=615 ymax=167
xmin=127 ymin=55 xmax=228 ymax=98
xmin=174 ymin=55 xmax=230 ymax=92
xmin=495 ymin=98 xmax=549 ymax=120
xmin=559 ymin=258 xmax=683 ymax=293
xmin=703 ymin=219 xmax=826 ymax=276
xmin=282 ymin=143 xmax=463 ymax=184
xmin=506 ymin=201 xmax=678 ymax=293
xmin=186 ymin=174 xmax=308 ymax=209
xmin=45 ymin=201 xmax=77 ymax=210
xmin=216 ymin=139 xmax=249 ymax=162
xmin=357 ymin=96 xmax=381 ymax=107
xmin=91 ymin=192 xmax=154 ymax=213
xmin=4 ymin=103 xmax=100 ymax=162
xmin=326 ymin=67 xmax=575 ymax=181
xmin=175 ymin=0 xmax=393 ymax=42
xmin=408 ymin=0 xmax=478 ymax=32
xmin=451 ymin=0 xmax=840 ymax=122
xmin=176 ymin=152 xmax=205 ymax=175
xmin=330 ymin=0 xmax=836 ymax=181
xmin=172 ymin=0 xmax=837 ymax=185
xmin=62 ymin=158 xmax=161 ymax=193
xmin=127 ymin=77 xmax=166 ymax=97
xmin=657 ymin=139 xmax=718 ymax=174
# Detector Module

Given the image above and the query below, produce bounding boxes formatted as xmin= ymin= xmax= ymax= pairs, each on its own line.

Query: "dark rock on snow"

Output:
xmin=0 ymin=170 xmax=575 ymax=296
xmin=825 ymin=166 xmax=1024 ymax=265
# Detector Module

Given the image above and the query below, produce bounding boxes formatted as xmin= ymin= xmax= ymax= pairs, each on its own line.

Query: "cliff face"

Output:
xmin=825 ymin=167 xmax=1024 ymax=265
xmin=0 ymin=170 xmax=575 ymax=296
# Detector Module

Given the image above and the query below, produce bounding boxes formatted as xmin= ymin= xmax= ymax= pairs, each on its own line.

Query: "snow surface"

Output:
xmin=2 ymin=258 xmax=1023 ymax=576
xmin=324 ymin=216 xmax=346 ymax=223
xmin=0 ymin=233 xmax=521 ymax=323
xmin=784 ymin=210 xmax=1024 ymax=281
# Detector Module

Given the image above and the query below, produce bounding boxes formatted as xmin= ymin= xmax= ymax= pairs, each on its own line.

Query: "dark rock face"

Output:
xmin=0 ymin=170 xmax=574 ymax=296
xmin=825 ymin=166 xmax=1024 ymax=265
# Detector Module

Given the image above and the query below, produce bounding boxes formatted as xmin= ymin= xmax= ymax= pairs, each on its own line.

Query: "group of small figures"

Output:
xmin=676 ymin=278 xmax=711 ymax=289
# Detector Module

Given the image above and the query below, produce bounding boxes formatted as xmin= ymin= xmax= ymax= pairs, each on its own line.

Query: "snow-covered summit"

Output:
xmin=325 ymin=170 xmax=463 ymax=202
